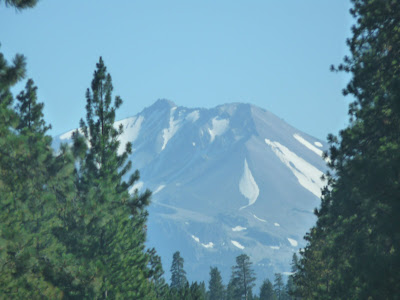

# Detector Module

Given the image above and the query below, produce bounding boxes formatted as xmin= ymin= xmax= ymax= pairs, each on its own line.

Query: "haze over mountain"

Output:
xmin=53 ymin=99 xmax=328 ymax=286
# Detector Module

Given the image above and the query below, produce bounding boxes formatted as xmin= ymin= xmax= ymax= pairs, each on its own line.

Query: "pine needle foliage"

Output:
xmin=229 ymin=254 xmax=256 ymax=300
xmin=57 ymin=57 xmax=154 ymax=298
xmin=0 ymin=50 xmax=68 ymax=298
xmin=1 ymin=0 xmax=38 ymax=10
xmin=295 ymin=1 xmax=400 ymax=298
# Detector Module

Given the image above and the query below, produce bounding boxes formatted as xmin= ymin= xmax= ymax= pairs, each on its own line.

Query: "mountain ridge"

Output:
xmin=53 ymin=99 xmax=328 ymax=286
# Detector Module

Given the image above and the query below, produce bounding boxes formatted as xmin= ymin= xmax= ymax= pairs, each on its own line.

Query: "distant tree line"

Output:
xmin=162 ymin=251 xmax=299 ymax=300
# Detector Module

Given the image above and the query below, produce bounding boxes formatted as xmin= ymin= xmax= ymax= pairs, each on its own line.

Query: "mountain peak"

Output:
xmin=53 ymin=100 xmax=327 ymax=287
xmin=152 ymin=98 xmax=176 ymax=109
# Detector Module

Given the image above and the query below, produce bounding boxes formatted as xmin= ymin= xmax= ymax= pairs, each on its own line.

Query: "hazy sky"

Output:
xmin=1 ymin=1 xmax=353 ymax=140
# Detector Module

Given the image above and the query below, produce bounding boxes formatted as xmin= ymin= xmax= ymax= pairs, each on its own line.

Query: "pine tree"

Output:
xmin=273 ymin=274 xmax=284 ymax=300
xmin=0 ymin=52 xmax=69 ymax=298
xmin=0 ymin=50 xmax=30 ymax=297
xmin=148 ymin=247 xmax=169 ymax=298
xmin=286 ymin=253 xmax=298 ymax=298
xmin=57 ymin=57 xmax=154 ymax=298
xmin=259 ymin=279 xmax=275 ymax=300
xmin=295 ymin=0 xmax=400 ymax=298
xmin=198 ymin=281 xmax=207 ymax=300
xmin=230 ymin=254 xmax=256 ymax=300
xmin=190 ymin=281 xmax=207 ymax=300
xmin=170 ymin=251 xmax=188 ymax=291
xmin=227 ymin=277 xmax=238 ymax=300
xmin=208 ymin=266 xmax=225 ymax=300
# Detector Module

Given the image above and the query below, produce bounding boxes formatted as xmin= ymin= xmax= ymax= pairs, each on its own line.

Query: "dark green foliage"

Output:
xmin=0 ymin=54 xmax=67 ymax=297
xmin=286 ymin=253 xmax=298 ymax=298
xmin=170 ymin=251 xmax=188 ymax=291
xmin=148 ymin=247 xmax=170 ymax=298
xmin=295 ymin=0 xmax=400 ymax=298
xmin=259 ymin=279 xmax=275 ymax=300
xmin=273 ymin=274 xmax=284 ymax=300
xmin=285 ymin=277 xmax=295 ymax=300
xmin=1 ymin=0 xmax=38 ymax=10
xmin=226 ymin=277 xmax=237 ymax=300
xmin=229 ymin=254 xmax=256 ymax=300
xmin=208 ymin=266 xmax=225 ymax=300
xmin=16 ymin=79 xmax=50 ymax=133
xmin=190 ymin=281 xmax=207 ymax=300
xmin=54 ymin=57 xmax=154 ymax=298
xmin=290 ymin=253 xmax=299 ymax=274
xmin=0 ymin=50 xmax=159 ymax=298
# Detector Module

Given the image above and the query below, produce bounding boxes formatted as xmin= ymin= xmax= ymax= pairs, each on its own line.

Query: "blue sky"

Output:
xmin=1 ymin=1 xmax=352 ymax=140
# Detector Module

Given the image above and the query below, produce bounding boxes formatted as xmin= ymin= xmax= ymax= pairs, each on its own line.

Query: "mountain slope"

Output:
xmin=53 ymin=99 xmax=327 ymax=286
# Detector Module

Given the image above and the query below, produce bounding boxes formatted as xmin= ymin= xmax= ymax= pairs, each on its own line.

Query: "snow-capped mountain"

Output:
xmin=53 ymin=99 xmax=328 ymax=286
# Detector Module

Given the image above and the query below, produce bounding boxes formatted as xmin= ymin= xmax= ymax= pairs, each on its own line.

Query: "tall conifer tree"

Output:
xmin=0 ymin=58 xmax=69 ymax=297
xmin=170 ymin=251 xmax=188 ymax=291
xmin=208 ymin=266 xmax=225 ymax=300
xmin=229 ymin=254 xmax=256 ymax=300
xmin=295 ymin=0 xmax=400 ymax=298
xmin=259 ymin=279 xmax=275 ymax=300
xmin=62 ymin=57 xmax=154 ymax=298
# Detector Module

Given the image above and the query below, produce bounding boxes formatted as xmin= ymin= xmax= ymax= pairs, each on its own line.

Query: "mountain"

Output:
xmin=53 ymin=99 xmax=328 ymax=287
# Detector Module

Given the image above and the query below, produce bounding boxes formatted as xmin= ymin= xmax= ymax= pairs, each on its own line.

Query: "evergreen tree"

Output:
xmin=0 ymin=52 xmax=70 ymax=298
xmin=259 ymin=279 xmax=275 ymax=300
xmin=190 ymin=281 xmax=207 ymax=300
xmin=208 ymin=266 xmax=225 ymax=300
xmin=290 ymin=253 xmax=299 ymax=274
xmin=286 ymin=253 xmax=298 ymax=298
xmin=148 ymin=247 xmax=169 ymax=298
xmin=226 ymin=277 xmax=238 ymax=300
xmin=170 ymin=251 xmax=188 ymax=291
xmin=295 ymin=0 xmax=400 ymax=298
xmin=273 ymin=274 xmax=284 ymax=300
xmin=230 ymin=254 xmax=256 ymax=300
xmin=57 ymin=57 xmax=154 ymax=298
xmin=247 ymin=288 xmax=255 ymax=300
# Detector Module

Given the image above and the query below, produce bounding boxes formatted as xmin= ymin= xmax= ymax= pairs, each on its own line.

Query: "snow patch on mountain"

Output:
xmin=129 ymin=181 xmax=144 ymax=194
xmin=287 ymin=238 xmax=298 ymax=247
xmin=59 ymin=129 xmax=75 ymax=140
xmin=202 ymin=242 xmax=214 ymax=249
xmin=116 ymin=116 xmax=144 ymax=154
xmin=265 ymin=138 xmax=324 ymax=198
xmin=191 ymin=235 xmax=214 ymax=249
xmin=191 ymin=235 xmax=200 ymax=243
xmin=314 ymin=141 xmax=323 ymax=147
xmin=239 ymin=159 xmax=260 ymax=209
xmin=232 ymin=226 xmax=247 ymax=232
xmin=253 ymin=214 xmax=267 ymax=223
xmin=161 ymin=107 xmax=181 ymax=151
xmin=231 ymin=240 xmax=245 ymax=250
xmin=283 ymin=272 xmax=295 ymax=276
xmin=186 ymin=110 xmax=200 ymax=123
xmin=153 ymin=185 xmax=166 ymax=195
xmin=208 ymin=117 xmax=229 ymax=143
xmin=293 ymin=133 xmax=323 ymax=158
